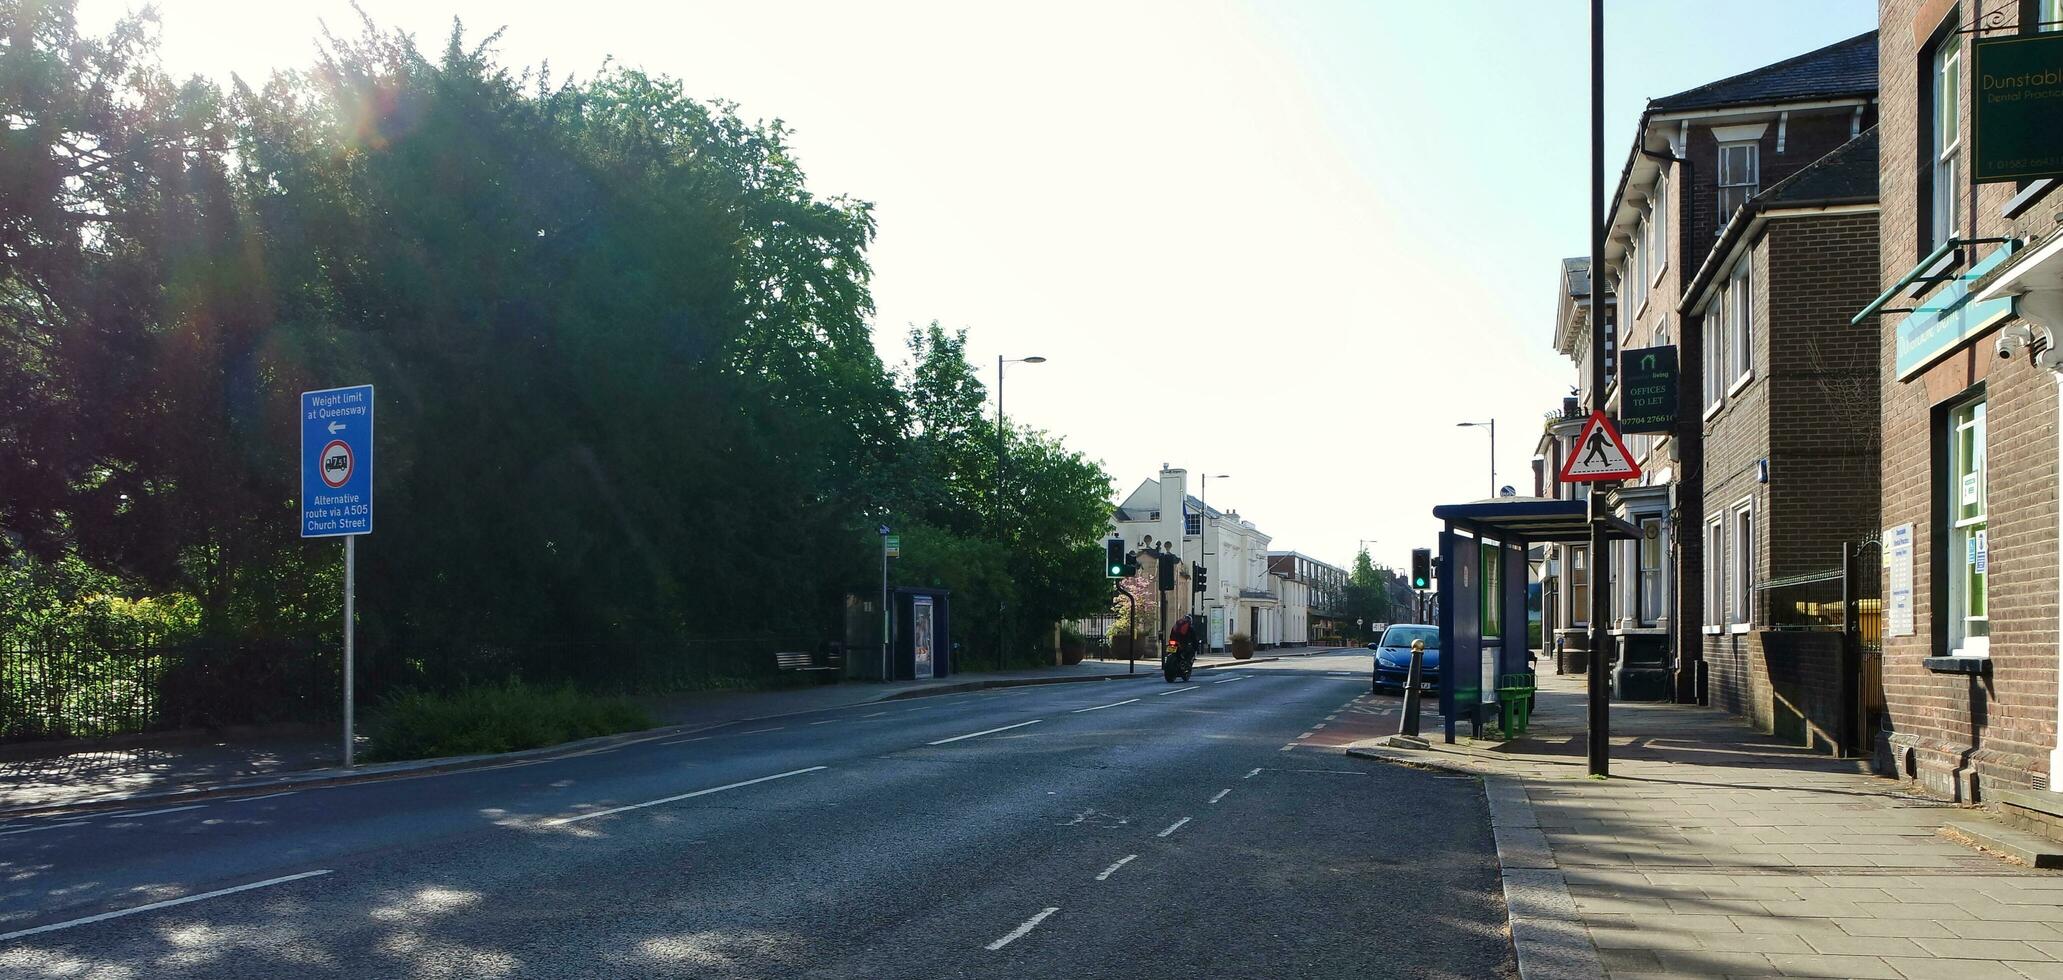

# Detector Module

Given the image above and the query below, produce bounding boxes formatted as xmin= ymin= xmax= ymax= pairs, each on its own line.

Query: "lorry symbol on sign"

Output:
xmin=321 ymin=440 xmax=354 ymax=488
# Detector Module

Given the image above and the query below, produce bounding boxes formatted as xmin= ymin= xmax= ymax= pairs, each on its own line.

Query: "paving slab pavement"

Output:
xmin=1345 ymin=670 xmax=2063 ymax=980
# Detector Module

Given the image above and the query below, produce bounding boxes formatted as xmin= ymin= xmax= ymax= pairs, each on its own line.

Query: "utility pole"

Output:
xmin=996 ymin=354 xmax=1045 ymax=670
xmin=1586 ymin=0 xmax=1612 ymax=779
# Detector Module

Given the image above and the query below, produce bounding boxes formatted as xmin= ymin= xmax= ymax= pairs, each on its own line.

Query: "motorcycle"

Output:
xmin=1162 ymin=637 xmax=1195 ymax=683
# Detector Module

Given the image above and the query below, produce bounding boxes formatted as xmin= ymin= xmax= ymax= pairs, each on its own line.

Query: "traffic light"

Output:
xmin=1158 ymin=555 xmax=1177 ymax=591
xmin=1193 ymin=565 xmax=1208 ymax=592
xmin=1410 ymin=548 xmax=1432 ymax=590
xmin=1124 ymin=551 xmax=1140 ymax=578
xmin=1106 ymin=538 xmax=1126 ymax=578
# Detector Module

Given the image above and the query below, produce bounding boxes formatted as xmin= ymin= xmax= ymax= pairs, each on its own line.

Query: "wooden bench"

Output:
xmin=775 ymin=644 xmax=845 ymax=681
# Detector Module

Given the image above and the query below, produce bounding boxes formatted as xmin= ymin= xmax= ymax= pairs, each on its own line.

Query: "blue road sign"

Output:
xmin=301 ymin=385 xmax=374 ymax=537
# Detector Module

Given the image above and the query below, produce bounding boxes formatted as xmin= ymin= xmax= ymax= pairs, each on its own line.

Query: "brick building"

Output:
xmin=1871 ymin=0 xmax=2063 ymax=803
xmin=1684 ymin=128 xmax=1882 ymax=752
xmin=1537 ymin=34 xmax=1880 ymax=700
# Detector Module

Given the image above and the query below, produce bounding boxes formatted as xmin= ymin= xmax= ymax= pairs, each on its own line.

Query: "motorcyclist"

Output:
xmin=1165 ymin=615 xmax=1199 ymax=681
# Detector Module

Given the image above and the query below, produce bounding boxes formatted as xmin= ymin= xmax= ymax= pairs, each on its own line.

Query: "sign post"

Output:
xmin=302 ymin=384 xmax=374 ymax=767
xmin=879 ymin=525 xmax=892 ymax=682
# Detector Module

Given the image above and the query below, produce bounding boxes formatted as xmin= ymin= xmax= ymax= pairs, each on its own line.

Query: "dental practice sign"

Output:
xmin=1973 ymin=33 xmax=2063 ymax=183
xmin=301 ymin=385 xmax=374 ymax=537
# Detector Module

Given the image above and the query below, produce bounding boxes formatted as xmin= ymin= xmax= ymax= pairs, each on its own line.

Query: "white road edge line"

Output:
xmin=1243 ymin=767 xmax=1262 ymax=779
xmin=1071 ymin=698 xmax=1139 ymax=714
xmin=1208 ymin=789 xmax=1231 ymax=804
xmin=809 ymin=719 xmax=840 ymax=726
xmin=1156 ymin=817 xmax=1192 ymax=838
xmin=1212 ymin=675 xmax=1247 ymax=684
xmin=106 ymin=804 xmax=206 ymax=820
xmin=928 ymin=720 xmax=1041 ymax=746
xmin=549 ymin=767 xmax=828 ymax=826
xmin=985 ymin=907 xmax=1059 ymax=950
xmin=1154 ymin=686 xmax=1198 ymax=697
xmin=739 ymin=727 xmax=785 ymax=735
xmin=862 ymin=711 xmax=889 ymax=718
xmin=0 ymin=821 xmax=89 ymax=837
xmin=230 ymin=791 xmax=300 ymax=803
xmin=660 ymin=736 xmax=712 ymax=746
xmin=0 ymin=869 xmax=333 ymax=943
xmin=1094 ymin=855 xmax=1138 ymax=881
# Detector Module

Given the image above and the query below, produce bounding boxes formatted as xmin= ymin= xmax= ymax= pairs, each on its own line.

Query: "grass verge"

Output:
xmin=363 ymin=680 xmax=653 ymax=762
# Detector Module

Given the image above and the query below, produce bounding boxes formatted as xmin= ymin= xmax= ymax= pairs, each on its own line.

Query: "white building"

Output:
xmin=1112 ymin=466 xmax=1279 ymax=651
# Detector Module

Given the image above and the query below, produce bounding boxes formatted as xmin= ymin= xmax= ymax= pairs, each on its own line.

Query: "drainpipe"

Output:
xmin=1638 ymin=142 xmax=1697 ymax=704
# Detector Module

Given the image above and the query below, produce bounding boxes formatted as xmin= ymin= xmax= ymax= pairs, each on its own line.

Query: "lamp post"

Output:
xmin=1457 ymin=420 xmax=1497 ymax=498
xmin=1198 ymin=473 xmax=1230 ymax=649
xmin=997 ymin=354 xmax=1046 ymax=668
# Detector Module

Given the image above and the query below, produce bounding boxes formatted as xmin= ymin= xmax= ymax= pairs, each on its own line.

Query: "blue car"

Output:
xmin=1372 ymin=624 xmax=1440 ymax=692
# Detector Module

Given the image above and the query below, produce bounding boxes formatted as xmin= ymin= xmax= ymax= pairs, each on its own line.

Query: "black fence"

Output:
xmin=0 ymin=630 xmax=337 ymax=742
xmin=1 ymin=628 xmax=843 ymax=745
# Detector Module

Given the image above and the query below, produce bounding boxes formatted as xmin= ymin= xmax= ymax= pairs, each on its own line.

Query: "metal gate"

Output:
xmin=1843 ymin=537 xmax=1885 ymax=759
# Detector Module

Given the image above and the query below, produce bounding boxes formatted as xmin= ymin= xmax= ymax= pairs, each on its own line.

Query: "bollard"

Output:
xmin=1398 ymin=639 xmax=1427 ymax=738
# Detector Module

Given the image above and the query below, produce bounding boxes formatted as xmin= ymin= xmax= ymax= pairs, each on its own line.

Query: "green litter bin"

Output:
xmin=1497 ymin=672 xmax=1536 ymax=738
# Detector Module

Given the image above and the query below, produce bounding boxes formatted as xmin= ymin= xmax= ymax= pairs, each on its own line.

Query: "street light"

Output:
xmin=997 ymin=355 xmax=1046 ymax=667
xmin=1456 ymin=420 xmax=1496 ymax=499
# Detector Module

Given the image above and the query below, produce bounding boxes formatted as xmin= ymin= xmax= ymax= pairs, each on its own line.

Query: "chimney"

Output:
xmin=1158 ymin=467 xmax=1187 ymax=556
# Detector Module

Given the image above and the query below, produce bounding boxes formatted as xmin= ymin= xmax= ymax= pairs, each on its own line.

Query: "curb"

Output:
xmin=0 ymin=664 xmax=1229 ymax=820
xmin=1344 ymin=743 xmax=1602 ymax=980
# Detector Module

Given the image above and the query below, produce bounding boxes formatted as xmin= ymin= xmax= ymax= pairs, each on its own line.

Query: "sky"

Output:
xmin=76 ymin=0 xmax=1876 ymax=573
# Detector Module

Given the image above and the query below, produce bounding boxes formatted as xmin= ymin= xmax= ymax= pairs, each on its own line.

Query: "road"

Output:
xmin=0 ymin=651 xmax=1513 ymax=979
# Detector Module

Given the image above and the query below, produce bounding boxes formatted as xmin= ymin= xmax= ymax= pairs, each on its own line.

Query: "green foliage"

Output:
xmin=1 ymin=554 xmax=201 ymax=642
xmin=363 ymin=680 xmax=652 ymax=761
xmin=0 ymin=2 xmax=1117 ymax=711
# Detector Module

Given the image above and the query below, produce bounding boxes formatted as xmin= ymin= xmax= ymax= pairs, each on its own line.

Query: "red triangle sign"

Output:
xmin=1558 ymin=411 xmax=1641 ymax=483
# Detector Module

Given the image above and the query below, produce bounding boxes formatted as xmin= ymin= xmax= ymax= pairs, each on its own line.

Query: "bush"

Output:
xmin=1228 ymin=632 xmax=1254 ymax=660
xmin=363 ymin=680 xmax=653 ymax=762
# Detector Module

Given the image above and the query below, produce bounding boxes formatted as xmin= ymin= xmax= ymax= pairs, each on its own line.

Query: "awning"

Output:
xmin=1429 ymin=497 xmax=1639 ymax=545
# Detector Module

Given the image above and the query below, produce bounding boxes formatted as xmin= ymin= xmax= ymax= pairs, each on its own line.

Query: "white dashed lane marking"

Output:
xmin=986 ymin=908 xmax=1059 ymax=950
xmin=1094 ymin=855 xmax=1138 ymax=881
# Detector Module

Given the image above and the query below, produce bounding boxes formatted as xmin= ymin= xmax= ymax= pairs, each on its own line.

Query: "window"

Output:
xmin=1704 ymin=290 xmax=1727 ymax=412
xmin=1651 ymin=172 xmax=1669 ymax=281
xmin=1731 ymin=499 xmax=1754 ymax=629
xmin=1931 ymin=31 xmax=1963 ymax=249
xmin=1728 ymin=261 xmax=1753 ymax=386
xmin=1631 ymin=223 xmax=1650 ymax=312
xmin=1717 ymin=142 xmax=1759 ymax=228
xmin=1947 ymin=396 xmax=1989 ymax=654
xmin=1482 ymin=542 xmax=1503 ymax=638
xmin=1655 ymin=314 xmax=1670 ymax=349
xmin=1704 ymin=517 xmax=1725 ymax=630
xmin=1568 ymin=546 xmax=1589 ymax=627
xmin=2046 ymin=0 xmax=2063 ymax=31
xmin=1184 ymin=512 xmax=1201 ymax=536
xmin=1638 ymin=519 xmax=1663 ymax=627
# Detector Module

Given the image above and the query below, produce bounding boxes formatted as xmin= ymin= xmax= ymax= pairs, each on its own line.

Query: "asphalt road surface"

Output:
xmin=0 ymin=651 xmax=1513 ymax=979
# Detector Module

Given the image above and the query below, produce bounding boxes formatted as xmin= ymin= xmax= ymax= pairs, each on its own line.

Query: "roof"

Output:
xmin=1682 ymin=126 xmax=1880 ymax=310
xmin=1651 ymin=31 xmax=1877 ymax=112
xmin=1432 ymin=498 xmax=1638 ymax=545
xmin=1757 ymin=125 xmax=1878 ymax=207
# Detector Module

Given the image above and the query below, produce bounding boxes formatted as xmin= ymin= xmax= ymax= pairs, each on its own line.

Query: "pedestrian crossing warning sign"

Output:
xmin=1558 ymin=411 xmax=1641 ymax=483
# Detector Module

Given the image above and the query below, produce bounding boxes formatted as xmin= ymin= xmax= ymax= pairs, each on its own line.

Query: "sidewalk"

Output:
xmin=0 ymin=647 xmax=1337 ymax=814
xmin=1347 ymin=671 xmax=2063 ymax=980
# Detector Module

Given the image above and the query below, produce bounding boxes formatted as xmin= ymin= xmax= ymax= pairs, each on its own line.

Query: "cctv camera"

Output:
xmin=1998 ymin=323 xmax=2035 ymax=361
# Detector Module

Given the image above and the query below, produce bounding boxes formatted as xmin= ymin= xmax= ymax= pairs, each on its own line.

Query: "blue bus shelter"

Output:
xmin=1431 ymin=497 xmax=1636 ymax=743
